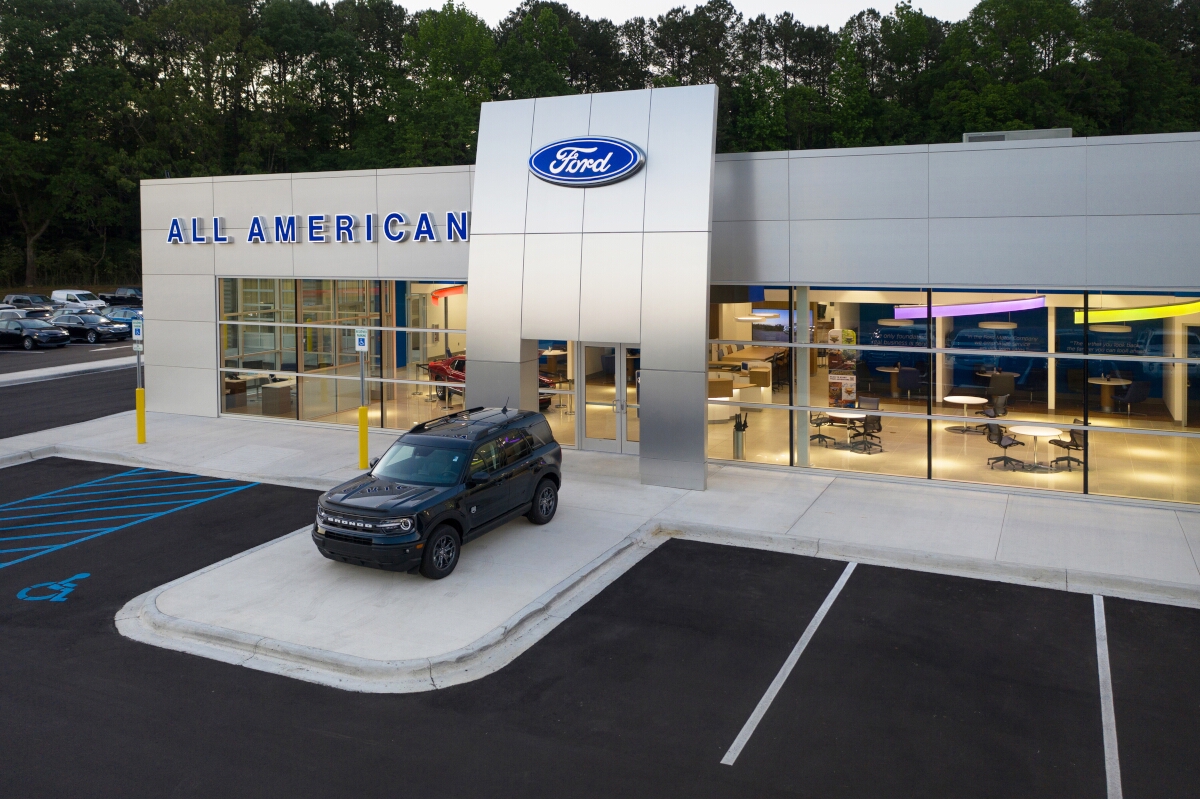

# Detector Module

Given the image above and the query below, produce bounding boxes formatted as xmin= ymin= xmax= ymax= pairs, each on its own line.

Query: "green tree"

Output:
xmin=498 ymin=5 xmax=576 ymax=98
xmin=0 ymin=0 xmax=130 ymax=285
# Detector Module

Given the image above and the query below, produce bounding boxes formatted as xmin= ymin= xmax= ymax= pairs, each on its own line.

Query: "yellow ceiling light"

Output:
xmin=1074 ymin=299 xmax=1200 ymax=324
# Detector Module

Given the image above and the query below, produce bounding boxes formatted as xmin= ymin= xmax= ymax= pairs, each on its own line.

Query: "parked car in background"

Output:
xmin=3 ymin=294 xmax=60 ymax=311
xmin=103 ymin=307 xmax=144 ymax=323
xmin=313 ymin=407 xmax=562 ymax=578
xmin=50 ymin=290 xmax=107 ymax=311
xmin=427 ymin=354 xmax=555 ymax=409
xmin=0 ymin=318 xmax=70 ymax=349
xmin=0 ymin=309 xmax=30 ymax=320
xmin=98 ymin=287 xmax=142 ymax=306
xmin=50 ymin=312 xmax=131 ymax=343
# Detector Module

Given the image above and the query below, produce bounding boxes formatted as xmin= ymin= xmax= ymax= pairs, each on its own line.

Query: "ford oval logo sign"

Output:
xmin=528 ymin=137 xmax=645 ymax=187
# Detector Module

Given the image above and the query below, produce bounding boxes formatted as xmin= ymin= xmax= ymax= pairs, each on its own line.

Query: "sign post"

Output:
xmin=355 ymin=328 xmax=368 ymax=469
xmin=131 ymin=318 xmax=145 ymax=443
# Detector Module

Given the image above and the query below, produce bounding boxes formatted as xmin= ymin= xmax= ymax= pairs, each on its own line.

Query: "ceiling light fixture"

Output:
xmin=894 ymin=296 xmax=1045 ymax=320
xmin=1073 ymin=299 xmax=1200 ymax=324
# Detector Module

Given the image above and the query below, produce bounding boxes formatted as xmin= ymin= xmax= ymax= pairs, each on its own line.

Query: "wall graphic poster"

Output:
xmin=829 ymin=371 xmax=857 ymax=407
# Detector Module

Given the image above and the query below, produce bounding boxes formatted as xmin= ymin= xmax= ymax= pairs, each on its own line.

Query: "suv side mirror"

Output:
xmin=369 ymin=457 xmax=379 ymax=468
xmin=469 ymin=471 xmax=489 ymax=485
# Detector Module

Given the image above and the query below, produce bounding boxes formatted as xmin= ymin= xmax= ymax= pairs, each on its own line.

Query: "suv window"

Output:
xmin=468 ymin=440 xmax=503 ymax=475
xmin=526 ymin=419 xmax=555 ymax=448
xmin=495 ymin=430 xmax=531 ymax=466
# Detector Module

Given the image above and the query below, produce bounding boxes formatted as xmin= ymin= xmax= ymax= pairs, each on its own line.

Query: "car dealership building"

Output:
xmin=140 ymin=85 xmax=1200 ymax=503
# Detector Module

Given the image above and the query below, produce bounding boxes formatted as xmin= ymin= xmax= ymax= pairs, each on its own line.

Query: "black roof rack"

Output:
xmin=407 ymin=406 xmax=485 ymax=434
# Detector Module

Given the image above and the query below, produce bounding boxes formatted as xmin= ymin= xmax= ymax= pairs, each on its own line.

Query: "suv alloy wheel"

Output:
xmin=420 ymin=525 xmax=460 ymax=579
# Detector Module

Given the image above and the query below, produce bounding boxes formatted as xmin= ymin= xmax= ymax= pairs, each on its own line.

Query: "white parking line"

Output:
xmin=1093 ymin=595 xmax=1124 ymax=799
xmin=721 ymin=561 xmax=857 ymax=766
xmin=91 ymin=345 xmax=132 ymax=352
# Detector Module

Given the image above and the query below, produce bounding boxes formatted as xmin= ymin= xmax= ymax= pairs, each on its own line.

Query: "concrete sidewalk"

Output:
xmin=5 ymin=411 xmax=1199 ymax=691
xmin=0 ymin=355 xmax=136 ymax=387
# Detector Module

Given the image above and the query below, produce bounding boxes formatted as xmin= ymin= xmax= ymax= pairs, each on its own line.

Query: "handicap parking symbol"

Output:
xmin=17 ymin=573 xmax=90 ymax=602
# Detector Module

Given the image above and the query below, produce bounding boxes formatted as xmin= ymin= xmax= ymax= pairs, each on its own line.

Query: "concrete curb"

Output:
xmin=0 ymin=441 xmax=341 ymax=493
xmin=116 ymin=521 xmax=669 ymax=693
xmin=0 ymin=355 xmax=136 ymax=387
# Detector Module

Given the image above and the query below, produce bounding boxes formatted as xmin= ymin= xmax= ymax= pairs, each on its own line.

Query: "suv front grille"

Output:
xmin=324 ymin=530 xmax=373 ymax=546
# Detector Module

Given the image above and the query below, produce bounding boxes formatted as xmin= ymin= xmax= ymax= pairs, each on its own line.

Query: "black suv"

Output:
xmin=313 ymin=407 xmax=562 ymax=579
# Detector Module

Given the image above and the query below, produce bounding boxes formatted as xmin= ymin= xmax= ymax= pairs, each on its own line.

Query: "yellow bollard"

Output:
xmin=136 ymin=387 xmax=146 ymax=444
xmin=358 ymin=405 xmax=368 ymax=469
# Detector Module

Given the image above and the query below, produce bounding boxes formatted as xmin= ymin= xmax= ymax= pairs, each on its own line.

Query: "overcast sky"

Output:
xmin=443 ymin=0 xmax=979 ymax=29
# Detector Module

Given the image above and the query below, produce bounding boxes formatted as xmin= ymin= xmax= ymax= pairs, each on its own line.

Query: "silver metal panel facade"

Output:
xmin=525 ymin=94 xmax=591 ymax=234
xmin=464 ymin=233 xmax=525 ymax=362
xmin=583 ymin=89 xmax=652 ymax=233
xmin=1086 ymin=139 xmax=1200 ymax=216
xmin=638 ymin=369 xmax=707 ymax=489
xmin=789 ymin=151 xmax=928 ymax=220
xmin=929 ymin=141 xmax=1087 ymax=218
xmin=578 ymin=232 xmax=642 ymax=342
xmin=469 ymin=99 xmax=534 ymax=236
xmin=711 ymin=221 xmax=789 ymax=283
xmin=1086 ymin=214 xmax=1200 ymax=288
xmin=790 ymin=219 xmax=928 ymax=285
xmin=468 ymin=86 xmax=717 ymax=488
xmin=640 ymin=231 xmax=711 ymax=373
xmin=930 ymin=216 xmax=1087 ymax=287
xmin=712 ymin=155 xmax=788 ymax=222
xmin=521 ymin=233 xmax=582 ymax=340
xmin=642 ymin=85 xmax=719 ymax=233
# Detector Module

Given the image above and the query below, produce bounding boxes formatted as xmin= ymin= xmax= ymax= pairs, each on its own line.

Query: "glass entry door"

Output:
xmin=580 ymin=344 xmax=640 ymax=454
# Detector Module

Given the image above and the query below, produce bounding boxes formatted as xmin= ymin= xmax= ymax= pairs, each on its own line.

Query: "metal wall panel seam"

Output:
xmin=1084 ymin=140 xmax=1090 ymax=287
xmin=634 ymin=89 xmax=653 ymax=344
xmin=575 ymin=96 xmax=593 ymax=342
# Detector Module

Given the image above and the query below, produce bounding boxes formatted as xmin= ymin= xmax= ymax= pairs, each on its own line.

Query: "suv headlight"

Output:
xmin=376 ymin=517 xmax=414 ymax=533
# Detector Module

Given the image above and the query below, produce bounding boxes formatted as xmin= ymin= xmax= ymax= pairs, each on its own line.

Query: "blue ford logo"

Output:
xmin=528 ymin=137 xmax=645 ymax=187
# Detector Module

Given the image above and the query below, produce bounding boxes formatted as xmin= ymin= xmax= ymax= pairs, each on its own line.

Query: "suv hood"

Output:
xmin=322 ymin=474 xmax=452 ymax=513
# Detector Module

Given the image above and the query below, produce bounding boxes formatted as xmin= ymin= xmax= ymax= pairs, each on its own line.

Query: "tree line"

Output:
xmin=2 ymin=0 xmax=1198 ymax=287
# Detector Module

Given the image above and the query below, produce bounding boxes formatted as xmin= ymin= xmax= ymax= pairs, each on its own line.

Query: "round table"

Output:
xmin=976 ymin=370 xmax=1020 ymax=378
xmin=943 ymin=395 xmax=989 ymax=434
xmin=1007 ymin=425 xmax=1064 ymax=472
xmin=1088 ymin=377 xmax=1131 ymax=413
xmin=827 ymin=411 xmax=866 ymax=448
xmin=876 ymin=366 xmax=901 ymax=397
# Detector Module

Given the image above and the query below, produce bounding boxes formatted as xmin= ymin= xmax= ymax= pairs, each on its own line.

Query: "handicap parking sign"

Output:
xmin=354 ymin=328 xmax=368 ymax=352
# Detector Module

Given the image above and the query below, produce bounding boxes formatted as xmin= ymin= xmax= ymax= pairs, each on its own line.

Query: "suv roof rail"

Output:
xmin=407 ymin=406 xmax=485 ymax=433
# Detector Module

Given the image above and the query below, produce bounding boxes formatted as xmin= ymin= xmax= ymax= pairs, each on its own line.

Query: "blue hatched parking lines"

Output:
xmin=0 ymin=468 xmax=258 ymax=570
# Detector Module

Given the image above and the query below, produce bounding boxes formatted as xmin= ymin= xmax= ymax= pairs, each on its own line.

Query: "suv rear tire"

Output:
xmin=420 ymin=525 xmax=460 ymax=579
xmin=526 ymin=479 xmax=558 ymax=525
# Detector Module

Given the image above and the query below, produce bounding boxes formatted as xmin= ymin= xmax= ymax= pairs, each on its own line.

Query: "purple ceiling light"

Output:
xmin=893 ymin=295 xmax=1046 ymax=320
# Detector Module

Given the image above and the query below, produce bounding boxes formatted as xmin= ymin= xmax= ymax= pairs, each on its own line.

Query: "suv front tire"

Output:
xmin=420 ymin=525 xmax=461 ymax=579
xmin=527 ymin=479 xmax=558 ymax=525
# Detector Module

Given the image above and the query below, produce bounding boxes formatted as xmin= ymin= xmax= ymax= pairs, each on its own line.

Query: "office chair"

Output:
xmin=809 ymin=411 xmax=835 ymax=447
xmin=1114 ymin=381 xmax=1150 ymax=416
xmin=850 ymin=415 xmax=883 ymax=453
xmin=897 ymin=366 xmax=921 ymax=401
xmin=986 ymin=423 xmax=1025 ymax=470
xmin=1050 ymin=419 xmax=1085 ymax=471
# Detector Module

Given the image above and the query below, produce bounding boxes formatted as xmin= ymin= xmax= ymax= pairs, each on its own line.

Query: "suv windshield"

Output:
xmin=372 ymin=442 xmax=466 ymax=486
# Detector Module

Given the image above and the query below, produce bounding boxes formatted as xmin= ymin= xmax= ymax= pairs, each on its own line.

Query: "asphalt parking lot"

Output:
xmin=2 ymin=457 xmax=1198 ymax=798
xmin=1 ymin=367 xmax=136 ymax=438
xmin=0 ymin=339 xmax=133 ymax=374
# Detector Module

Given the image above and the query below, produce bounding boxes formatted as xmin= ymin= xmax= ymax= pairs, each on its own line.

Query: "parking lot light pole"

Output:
xmin=132 ymin=318 xmax=146 ymax=444
xmin=355 ymin=328 xmax=368 ymax=470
